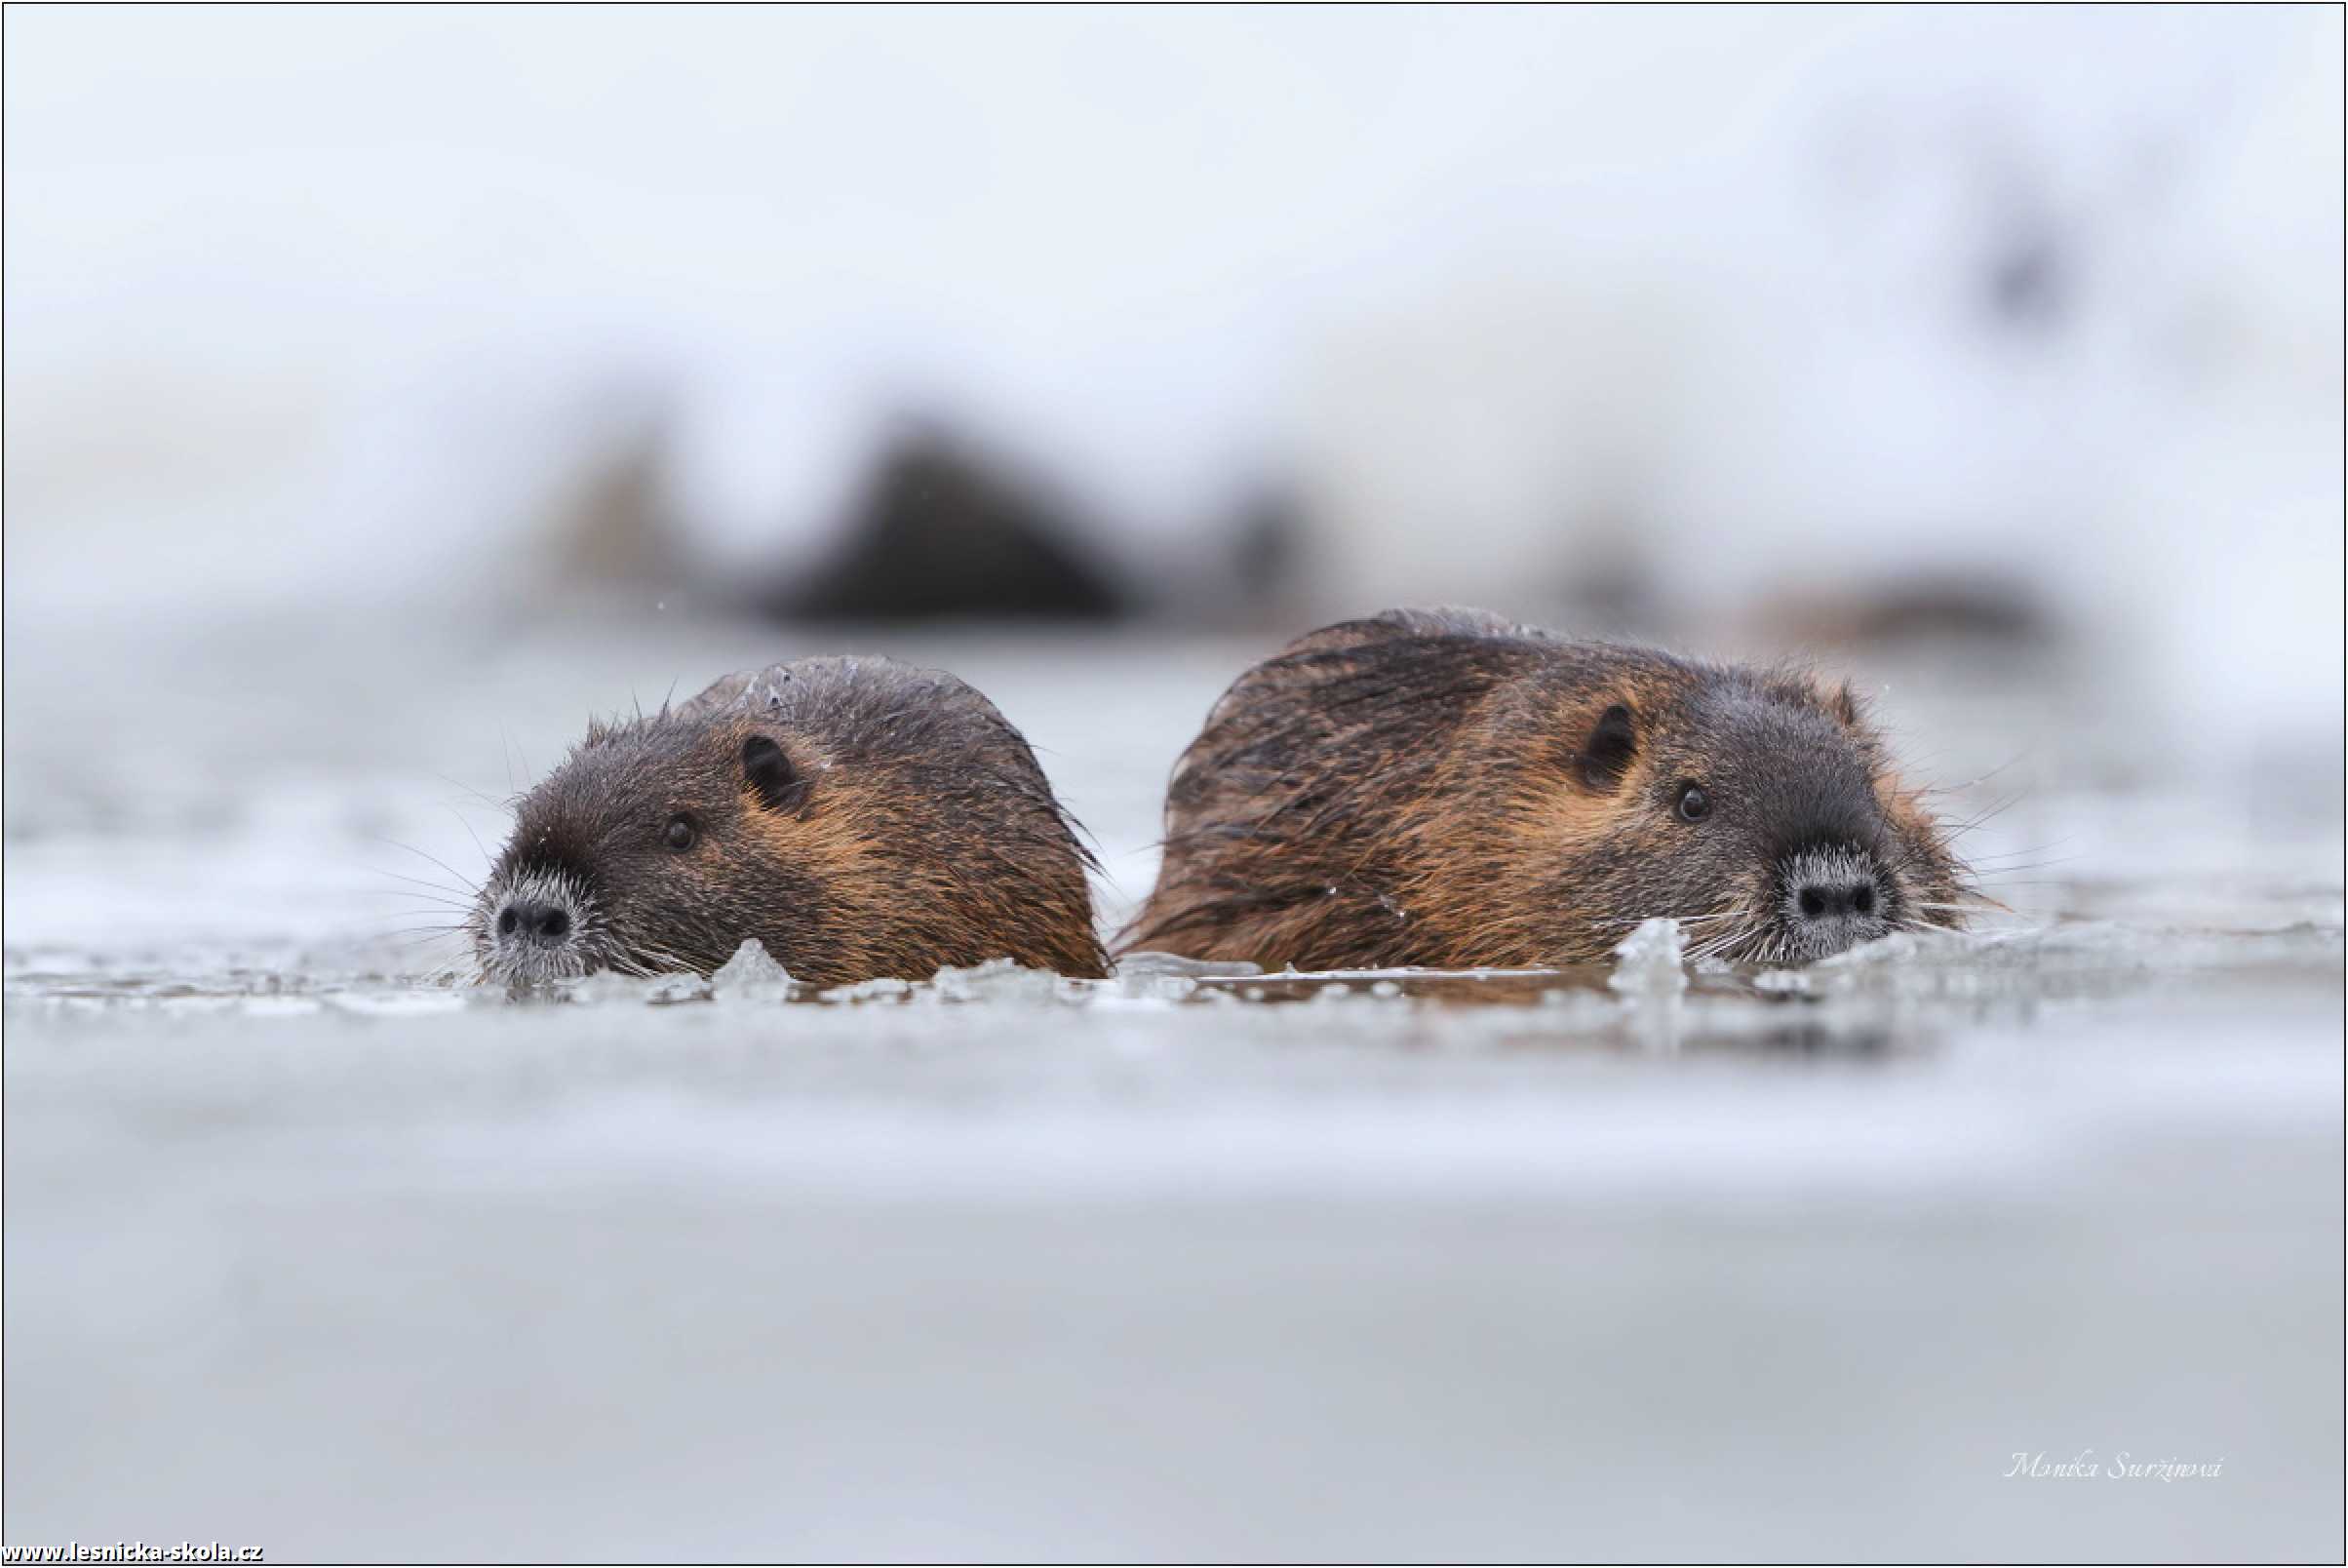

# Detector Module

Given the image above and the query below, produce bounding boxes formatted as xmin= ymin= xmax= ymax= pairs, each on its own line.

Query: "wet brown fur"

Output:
xmin=479 ymin=656 xmax=1108 ymax=986
xmin=1121 ymin=608 xmax=1967 ymax=969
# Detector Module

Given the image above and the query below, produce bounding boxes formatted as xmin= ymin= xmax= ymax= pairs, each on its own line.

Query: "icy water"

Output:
xmin=5 ymin=608 xmax=2342 ymax=1561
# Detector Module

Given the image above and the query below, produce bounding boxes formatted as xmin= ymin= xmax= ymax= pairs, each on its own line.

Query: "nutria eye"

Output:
xmin=1675 ymin=783 xmax=1711 ymax=822
xmin=664 ymin=814 xmax=697 ymax=851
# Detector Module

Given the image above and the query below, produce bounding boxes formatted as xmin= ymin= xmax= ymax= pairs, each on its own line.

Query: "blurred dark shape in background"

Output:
xmin=1753 ymin=572 xmax=2055 ymax=652
xmin=1544 ymin=534 xmax=1666 ymax=641
xmin=519 ymin=411 xmax=1307 ymax=629
xmin=2 ymin=5 xmax=2337 ymax=763
xmin=1222 ymin=487 xmax=1305 ymax=616
xmin=1983 ymin=217 xmax=2071 ymax=337
xmin=760 ymin=426 xmax=1129 ymax=623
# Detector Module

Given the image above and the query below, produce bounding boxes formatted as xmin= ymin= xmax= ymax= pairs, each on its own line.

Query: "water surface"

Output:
xmin=6 ymin=609 xmax=2340 ymax=1559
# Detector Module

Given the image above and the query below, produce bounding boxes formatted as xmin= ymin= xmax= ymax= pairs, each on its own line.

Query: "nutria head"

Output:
xmin=1124 ymin=608 xmax=1968 ymax=971
xmin=471 ymin=658 xmax=1109 ymax=988
xmin=1465 ymin=656 xmax=1966 ymax=964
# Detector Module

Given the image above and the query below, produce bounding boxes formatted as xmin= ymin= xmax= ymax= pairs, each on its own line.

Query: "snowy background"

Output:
xmin=5 ymin=7 xmax=2342 ymax=1560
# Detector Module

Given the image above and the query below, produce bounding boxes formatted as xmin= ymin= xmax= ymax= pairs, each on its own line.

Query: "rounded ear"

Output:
xmin=742 ymin=734 xmax=814 ymax=817
xmin=1575 ymin=703 xmax=1638 ymax=792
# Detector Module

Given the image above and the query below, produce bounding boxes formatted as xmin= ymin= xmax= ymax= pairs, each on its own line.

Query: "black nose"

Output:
xmin=1779 ymin=844 xmax=1892 ymax=960
xmin=1796 ymin=880 xmax=1877 ymax=921
xmin=495 ymin=901 xmax=573 ymax=945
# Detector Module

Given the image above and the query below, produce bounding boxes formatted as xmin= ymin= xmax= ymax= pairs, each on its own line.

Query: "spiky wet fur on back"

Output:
xmin=475 ymin=655 xmax=1108 ymax=986
xmin=1120 ymin=608 xmax=1968 ymax=970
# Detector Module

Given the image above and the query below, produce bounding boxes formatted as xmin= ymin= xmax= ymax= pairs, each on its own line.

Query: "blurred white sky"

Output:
xmin=4 ymin=6 xmax=2341 ymax=734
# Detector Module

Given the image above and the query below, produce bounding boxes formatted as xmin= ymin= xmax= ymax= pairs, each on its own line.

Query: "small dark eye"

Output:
xmin=1675 ymin=783 xmax=1711 ymax=822
xmin=664 ymin=814 xmax=697 ymax=851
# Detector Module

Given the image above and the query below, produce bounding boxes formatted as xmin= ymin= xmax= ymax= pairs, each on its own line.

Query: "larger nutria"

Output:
xmin=1122 ymin=608 xmax=1969 ymax=969
xmin=471 ymin=657 xmax=1108 ymax=987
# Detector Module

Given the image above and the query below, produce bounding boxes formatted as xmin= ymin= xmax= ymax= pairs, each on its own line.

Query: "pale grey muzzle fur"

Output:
xmin=1778 ymin=844 xmax=1892 ymax=962
xmin=474 ymin=866 xmax=601 ymax=985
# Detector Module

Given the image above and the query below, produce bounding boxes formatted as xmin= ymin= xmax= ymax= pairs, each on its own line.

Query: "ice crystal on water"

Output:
xmin=1608 ymin=917 xmax=1688 ymax=1000
xmin=710 ymin=939 xmax=796 ymax=1001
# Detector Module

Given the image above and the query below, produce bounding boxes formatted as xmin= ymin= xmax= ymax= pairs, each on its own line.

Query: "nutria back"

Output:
xmin=1123 ymin=608 xmax=1966 ymax=969
xmin=473 ymin=655 xmax=1108 ymax=987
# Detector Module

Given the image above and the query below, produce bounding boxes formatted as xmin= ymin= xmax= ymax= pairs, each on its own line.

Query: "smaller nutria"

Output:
xmin=472 ymin=657 xmax=1108 ymax=987
xmin=1122 ymin=608 xmax=1969 ymax=969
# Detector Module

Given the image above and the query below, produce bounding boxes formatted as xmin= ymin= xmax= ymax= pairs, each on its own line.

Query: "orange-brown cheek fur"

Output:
xmin=1387 ymin=731 xmax=1633 ymax=966
xmin=1386 ymin=675 xmax=1725 ymax=966
xmin=730 ymin=773 xmax=1106 ymax=986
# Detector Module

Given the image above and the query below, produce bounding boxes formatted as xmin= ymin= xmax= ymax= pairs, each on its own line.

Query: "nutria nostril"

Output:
xmin=498 ymin=901 xmax=572 ymax=946
xmin=1795 ymin=882 xmax=1872 ymax=921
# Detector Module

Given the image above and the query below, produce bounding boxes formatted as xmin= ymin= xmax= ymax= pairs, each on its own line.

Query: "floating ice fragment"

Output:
xmin=1110 ymin=951 xmax=1259 ymax=1002
xmin=1114 ymin=969 xmax=1197 ymax=1002
xmin=711 ymin=939 xmax=795 ymax=1000
xmin=643 ymin=972 xmax=714 ymax=1004
xmin=1608 ymin=917 xmax=1688 ymax=999
xmin=1816 ymin=930 xmax=1922 ymax=968
xmin=1114 ymin=951 xmax=1264 ymax=980
xmin=561 ymin=966 xmax=712 ymax=1005
xmin=927 ymin=957 xmax=1061 ymax=1003
xmin=821 ymin=975 xmax=914 ymax=1005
